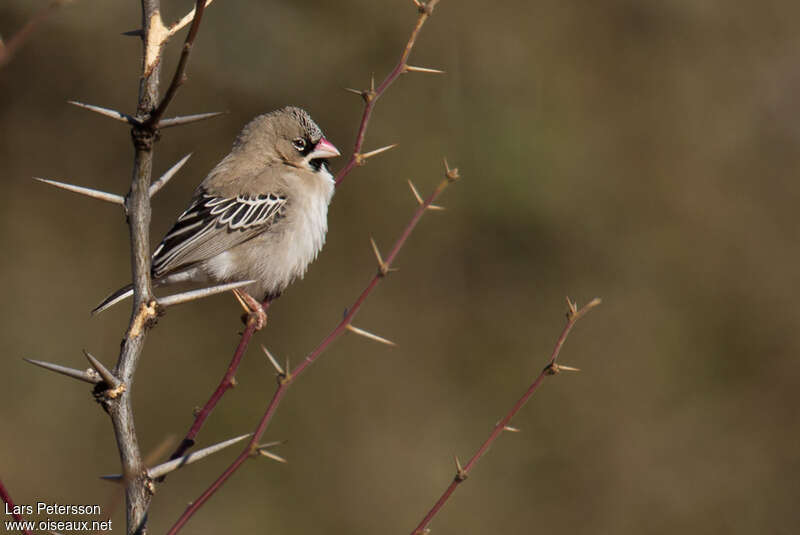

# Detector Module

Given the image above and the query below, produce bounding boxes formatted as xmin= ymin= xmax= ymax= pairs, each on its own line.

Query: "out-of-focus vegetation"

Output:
xmin=1 ymin=1 xmax=797 ymax=533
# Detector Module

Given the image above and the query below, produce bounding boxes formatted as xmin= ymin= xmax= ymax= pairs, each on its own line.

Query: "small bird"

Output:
xmin=94 ymin=106 xmax=340 ymax=320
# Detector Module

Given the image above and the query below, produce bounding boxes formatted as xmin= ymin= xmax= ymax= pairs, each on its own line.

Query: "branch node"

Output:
xmin=278 ymin=356 xmax=292 ymax=385
xmin=369 ymin=236 xmax=391 ymax=276
xmin=443 ymin=158 xmax=460 ymax=182
xmin=84 ymin=350 xmax=125 ymax=396
xmin=344 ymin=87 xmax=369 ymax=101
xmin=354 ymin=144 xmax=398 ymax=166
xmin=566 ymin=296 xmax=602 ymax=322
xmin=544 ymin=362 xmax=581 ymax=376
xmin=454 ymin=455 xmax=468 ymax=481
xmin=565 ymin=296 xmax=578 ymax=319
xmin=128 ymin=300 xmax=159 ymax=339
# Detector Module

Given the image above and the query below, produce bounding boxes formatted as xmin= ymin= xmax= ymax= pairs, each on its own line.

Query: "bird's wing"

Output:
xmin=151 ymin=189 xmax=288 ymax=278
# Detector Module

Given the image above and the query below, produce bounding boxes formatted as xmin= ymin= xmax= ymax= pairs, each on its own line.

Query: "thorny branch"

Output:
xmin=410 ymin=297 xmax=602 ymax=535
xmin=164 ymin=0 xmax=444 ymax=463
xmin=166 ymin=164 xmax=461 ymax=535
xmin=91 ymin=1 xmax=209 ymax=533
xmin=335 ymin=0 xmax=442 ymax=187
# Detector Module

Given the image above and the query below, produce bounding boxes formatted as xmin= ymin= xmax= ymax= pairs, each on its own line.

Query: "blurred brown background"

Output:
xmin=1 ymin=1 xmax=798 ymax=533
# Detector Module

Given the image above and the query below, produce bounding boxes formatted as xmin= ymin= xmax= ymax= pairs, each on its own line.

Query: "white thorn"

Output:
xmin=101 ymin=433 xmax=251 ymax=481
xmin=149 ymin=153 xmax=192 ymax=197
xmin=346 ymin=324 xmax=396 ymax=347
xmin=158 ymin=280 xmax=255 ymax=308
xmin=23 ymin=358 xmax=100 ymax=384
xmin=158 ymin=111 xmax=225 ymax=128
xmin=67 ymin=100 xmax=136 ymax=124
xmin=33 ymin=177 xmax=124 ymax=205
xmin=261 ymin=345 xmax=284 ymax=375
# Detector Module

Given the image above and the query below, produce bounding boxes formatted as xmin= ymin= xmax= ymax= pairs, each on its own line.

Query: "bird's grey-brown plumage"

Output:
xmin=94 ymin=106 xmax=340 ymax=314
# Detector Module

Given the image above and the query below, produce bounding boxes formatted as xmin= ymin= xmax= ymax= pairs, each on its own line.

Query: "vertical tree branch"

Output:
xmin=102 ymin=2 xmax=162 ymax=531
xmin=96 ymin=1 xmax=208 ymax=533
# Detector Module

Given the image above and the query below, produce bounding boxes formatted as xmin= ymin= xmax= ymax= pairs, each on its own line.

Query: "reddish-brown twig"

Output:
xmin=334 ymin=0 xmax=442 ymax=187
xmin=0 ymin=478 xmax=33 ymax=535
xmin=166 ymin=299 xmax=271 ymax=463
xmin=409 ymin=297 xmax=602 ymax=535
xmin=0 ymin=0 xmax=68 ymax=69
xmin=166 ymin=166 xmax=460 ymax=535
xmin=161 ymin=0 xmax=444 ymax=464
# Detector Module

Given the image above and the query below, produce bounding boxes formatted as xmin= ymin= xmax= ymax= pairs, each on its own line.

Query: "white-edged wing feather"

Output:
xmin=152 ymin=191 xmax=287 ymax=278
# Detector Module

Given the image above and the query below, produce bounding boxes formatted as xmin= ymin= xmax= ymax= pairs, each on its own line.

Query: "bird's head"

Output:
xmin=237 ymin=106 xmax=340 ymax=173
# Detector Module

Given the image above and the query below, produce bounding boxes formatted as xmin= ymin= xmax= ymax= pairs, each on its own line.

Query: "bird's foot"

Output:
xmin=233 ymin=289 xmax=268 ymax=330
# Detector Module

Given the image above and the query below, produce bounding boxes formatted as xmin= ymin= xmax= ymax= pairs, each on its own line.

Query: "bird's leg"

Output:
xmin=233 ymin=289 xmax=267 ymax=329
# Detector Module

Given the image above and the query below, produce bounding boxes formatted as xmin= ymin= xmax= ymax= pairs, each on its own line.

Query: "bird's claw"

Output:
xmin=233 ymin=289 xmax=268 ymax=330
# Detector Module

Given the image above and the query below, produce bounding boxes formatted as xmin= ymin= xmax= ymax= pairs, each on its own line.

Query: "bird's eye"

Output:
xmin=292 ymin=138 xmax=307 ymax=152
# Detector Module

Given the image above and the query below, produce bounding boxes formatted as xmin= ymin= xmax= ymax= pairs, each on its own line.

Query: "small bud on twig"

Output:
xmin=443 ymin=158 xmax=460 ymax=182
xmin=454 ymin=455 xmax=468 ymax=481
xmin=369 ymin=237 xmax=397 ymax=276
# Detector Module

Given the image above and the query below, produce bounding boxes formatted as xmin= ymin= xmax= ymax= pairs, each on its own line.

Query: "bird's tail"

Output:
xmin=92 ymin=284 xmax=134 ymax=315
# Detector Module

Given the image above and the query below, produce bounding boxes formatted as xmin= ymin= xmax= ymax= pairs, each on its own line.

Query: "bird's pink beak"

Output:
xmin=309 ymin=137 xmax=341 ymax=159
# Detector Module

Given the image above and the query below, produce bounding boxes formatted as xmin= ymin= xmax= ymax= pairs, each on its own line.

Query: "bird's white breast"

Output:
xmin=203 ymin=168 xmax=334 ymax=298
